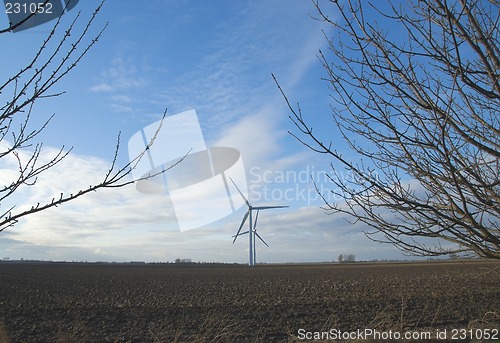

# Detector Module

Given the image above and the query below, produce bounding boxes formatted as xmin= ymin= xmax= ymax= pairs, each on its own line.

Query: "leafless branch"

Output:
xmin=0 ymin=2 xmax=184 ymax=232
xmin=277 ymin=0 xmax=500 ymax=259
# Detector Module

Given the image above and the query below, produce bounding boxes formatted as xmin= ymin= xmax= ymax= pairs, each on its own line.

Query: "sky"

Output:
xmin=0 ymin=0 xmax=419 ymax=263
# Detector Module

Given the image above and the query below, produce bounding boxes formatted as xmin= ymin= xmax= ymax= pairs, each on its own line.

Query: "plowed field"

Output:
xmin=0 ymin=260 xmax=498 ymax=342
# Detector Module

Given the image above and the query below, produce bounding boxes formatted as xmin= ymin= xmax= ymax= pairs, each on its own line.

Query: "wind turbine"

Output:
xmin=230 ymin=177 xmax=288 ymax=266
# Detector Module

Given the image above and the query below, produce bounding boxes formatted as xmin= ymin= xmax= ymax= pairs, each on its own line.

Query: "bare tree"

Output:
xmin=0 ymin=2 xmax=180 ymax=232
xmin=344 ymin=254 xmax=355 ymax=263
xmin=275 ymin=0 xmax=499 ymax=259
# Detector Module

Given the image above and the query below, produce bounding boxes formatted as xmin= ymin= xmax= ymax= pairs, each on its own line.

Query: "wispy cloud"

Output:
xmin=88 ymin=54 xmax=149 ymax=115
xmin=88 ymin=83 xmax=114 ymax=93
xmin=147 ymin=1 xmax=328 ymax=129
xmin=89 ymin=56 xmax=146 ymax=93
xmin=159 ymin=1 xmax=331 ymax=188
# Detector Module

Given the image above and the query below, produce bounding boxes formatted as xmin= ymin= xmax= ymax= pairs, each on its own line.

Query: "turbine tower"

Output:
xmin=230 ymin=178 xmax=288 ymax=266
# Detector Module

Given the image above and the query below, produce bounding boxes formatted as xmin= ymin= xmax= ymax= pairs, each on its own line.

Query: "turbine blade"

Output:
xmin=233 ymin=211 xmax=249 ymax=243
xmin=253 ymin=205 xmax=289 ymax=210
xmin=253 ymin=210 xmax=259 ymax=231
xmin=229 ymin=177 xmax=250 ymax=207
xmin=232 ymin=230 xmax=249 ymax=238
xmin=255 ymin=231 xmax=269 ymax=247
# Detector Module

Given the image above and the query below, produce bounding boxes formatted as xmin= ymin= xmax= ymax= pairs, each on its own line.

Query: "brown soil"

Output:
xmin=0 ymin=260 xmax=498 ymax=342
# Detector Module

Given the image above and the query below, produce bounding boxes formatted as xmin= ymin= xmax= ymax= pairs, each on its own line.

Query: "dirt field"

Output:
xmin=0 ymin=260 xmax=498 ymax=342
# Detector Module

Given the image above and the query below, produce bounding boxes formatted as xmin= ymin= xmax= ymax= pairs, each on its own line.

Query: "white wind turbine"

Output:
xmin=230 ymin=177 xmax=288 ymax=266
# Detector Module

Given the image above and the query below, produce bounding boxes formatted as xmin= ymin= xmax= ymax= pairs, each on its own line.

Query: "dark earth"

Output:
xmin=0 ymin=260 xmax=498 ymax=342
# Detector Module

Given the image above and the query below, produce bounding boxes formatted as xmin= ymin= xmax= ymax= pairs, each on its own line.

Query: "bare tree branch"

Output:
xmin=0 ymin=2 xmax=184 ymax=233
xmin=276 ymin=0 xmax=500 ymax=259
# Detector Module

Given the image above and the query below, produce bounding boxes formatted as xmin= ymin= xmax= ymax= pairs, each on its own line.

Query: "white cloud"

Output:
xmin=88 ymin=55 xmax=148 ymax=113
xmin=110 ymin=103 xmax=134 ymax=113
xmin=111 ymin=94 xmax=133 ymax=103
xmin=213 ymin=106 xmax=284 ymax=167
xmin=89 ymin=83 xmax=114 ymax=93
xmin=97 ymin=56 xmax=146 ymax=91
xmin=0 ymin=143 xmax=181 ymax=259
xmin=0 ymin=142 xmax=405 ymax=263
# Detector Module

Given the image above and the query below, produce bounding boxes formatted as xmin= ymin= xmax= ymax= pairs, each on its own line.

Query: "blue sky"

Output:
xmin=0 ymin=0 xmax=415 ymax=263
